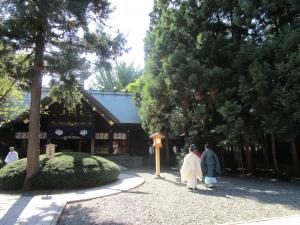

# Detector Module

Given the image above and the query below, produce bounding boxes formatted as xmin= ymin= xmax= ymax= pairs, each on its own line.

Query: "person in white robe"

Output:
xmin=180 ymin=144 xmax=202 ymax=189
xmin=4 ymin=147 xmax=19 ymax=164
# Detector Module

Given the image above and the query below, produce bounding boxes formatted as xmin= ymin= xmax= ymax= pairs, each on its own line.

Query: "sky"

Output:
xmin=85 ymin=0 xmax=154 ymax=88
xmin=108 ymin=0 xmax=154 ymax=67
xmin=43 ymin=0 xmax=154 ymax=88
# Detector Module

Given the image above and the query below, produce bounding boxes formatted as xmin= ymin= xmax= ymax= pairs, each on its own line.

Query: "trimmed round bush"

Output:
xmin=0 ymin=152 xmax=120 ymax=190
xmin=0 ymin=157 xmax=26 ymax=189
xmin=0 ymin=158 xmax=4 ymax=169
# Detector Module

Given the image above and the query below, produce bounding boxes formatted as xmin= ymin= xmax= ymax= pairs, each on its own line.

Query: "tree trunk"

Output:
xmin=165 ymin=131 xmax=170 ymax=166
xmin=23 ymin=29 xmax=45 ymax=191
xmin=263 ymin=135 xmax=270 ymax=170
xmin=239 ymin=145 xmax=245 ymax=175
xmin=291 ymin=139 xmax=300 ymax=175
xmin=271 ymin=134 xmax=280 ymax=173
xmin=183 ymin=112 xmax=189 ymax=145
xmin=245 ymin=145 xmax=254 ymax=174
xmin=182 ymin=97 xmax=190 ymax=145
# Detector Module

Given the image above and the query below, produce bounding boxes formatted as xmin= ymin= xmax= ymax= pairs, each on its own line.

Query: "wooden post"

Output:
xmin=127 ymin=130 xmax=131 ymax=155
xmin=155 ymin=146 xmax=160 ymax=176
xmin=91 ymin=139 xmax=95 ymax=155
xmin=109 ymin=131 xmax=113 ymax=155
xmin=150 ymin=132 xmax=165 ymax=177
xmin=78 ymin=140 xmax=82 ymax=152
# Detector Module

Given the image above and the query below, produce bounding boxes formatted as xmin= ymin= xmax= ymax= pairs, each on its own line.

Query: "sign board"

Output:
xmin=150 ymin=132 xmax=165 ymax=148
xmin=155 ymin=138 xmax=161 ymax=145
xmin=46 ymin=144 xmax=56 ymax=159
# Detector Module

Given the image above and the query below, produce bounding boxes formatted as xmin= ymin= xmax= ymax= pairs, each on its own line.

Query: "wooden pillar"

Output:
xmin=109 ymin=130 xmax=113 ymax=155
xmin=127 ymin=130 xmax=131 ymax=155
xmin=165 ymin=134 xmax=170 ymax=166
xmin=155 ymin=146 xmax=160 ymax=176
xmin=78 ymin=140 xmax=82 ymax=152
xmin=150 ymin=132 xmax=165 ymax=177
xmin=91 ymin=139 xmax=95 ymax=155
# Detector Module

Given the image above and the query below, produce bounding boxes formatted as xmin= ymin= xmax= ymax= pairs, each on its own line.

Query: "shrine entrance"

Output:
xmin=51 ymin=139 xmax=91 ymax=153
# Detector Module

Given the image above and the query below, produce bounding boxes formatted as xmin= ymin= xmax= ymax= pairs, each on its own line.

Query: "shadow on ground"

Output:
xmin=0 ymin=194 xmax=33 ymax=225
xmin=131 ymin=166 xmax=300 ymax=210
xmin=57 ymin=204 xmax=127 ymax=225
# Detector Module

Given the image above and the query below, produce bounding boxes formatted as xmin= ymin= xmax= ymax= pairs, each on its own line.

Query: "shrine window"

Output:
xmin=95 ymin=132 xmax=109 ymax=155
xmin=113 ymin=132 xmax=127 ymax=154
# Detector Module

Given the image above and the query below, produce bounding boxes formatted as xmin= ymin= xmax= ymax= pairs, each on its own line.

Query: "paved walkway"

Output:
xmin=228 ymin=215 xmax=300 ymax=225
xmin=0 ymin=172 xmax=144 ymax=225
xmin=221 ymin=216 xmax=300 ymax=225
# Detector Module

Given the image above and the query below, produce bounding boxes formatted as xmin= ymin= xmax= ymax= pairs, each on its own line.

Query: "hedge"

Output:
xmin=0 ymin=158 xmax=4 ymax=169
xmin=0 ymin=152 xmax=120 ymax=190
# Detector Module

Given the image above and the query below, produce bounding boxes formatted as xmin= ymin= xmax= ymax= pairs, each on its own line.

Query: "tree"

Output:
xmin=234 ymin=0 xmax=300 ymax=173
xmin=141 ymin=0 xmax=300 ymax=175
xmin=0 ymin=44 xmax=29 ymax=123
xmin=143 ymin=0 xmax=201 ymax=142
xmin=0 ymin=76 xmax=23 ymax=123
xmin=92 ymin=61 xmax=143 ymax=91
xmin=93 ymin=67 xmax=118 ymax=91
xmin=115 ymin=62 xmax=143 ymax=90
xmin=0 ymin=0 xmax=125 ymax=190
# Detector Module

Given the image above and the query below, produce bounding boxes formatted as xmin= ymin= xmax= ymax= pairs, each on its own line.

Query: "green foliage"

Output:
xmin=49 ymin=82 xmax=82 ymax=113
xmin=93 ymin=61 xmax=143 ymax=91
xmin=0 ymin=152 xmax=120 ymax=190
xmin=115 ymin=62 xmax=143 ymax=90
xmin=0 ymin=0 xmax=126 ymax=110
xmin=0 ymin=44 xmax=27 ymax=123
xmin=93 ymin=67 xmax=118 ymax=91
xmin=0 ymin=158 xmax=27 ymax=190
xmin=138 ymin=73 xmax=172 ymax=133
xmin=0 ymin=0 xmax=126 ymax=185
xmin=0 ymin=76 xmax=23 ymax=123
xmin=140 ymin=0 xmax=300 ymax=150
xmin=126 ymin=76 xmax=144 ymax=94
xmin=0 ymin=158 xmax=4 ymax=169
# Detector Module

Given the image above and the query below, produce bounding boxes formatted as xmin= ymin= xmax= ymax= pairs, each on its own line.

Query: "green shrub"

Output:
xmin=0 ymin=152 xmax=120 ymax=190
xmin=0 ymin=158 xmax=27 ymax=190
xmin=0 ymin=158 xmax=4 ymax=169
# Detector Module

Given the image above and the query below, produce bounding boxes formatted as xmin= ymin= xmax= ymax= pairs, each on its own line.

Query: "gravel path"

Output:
xmin=58 ymin=167 xmax=300 ymax=225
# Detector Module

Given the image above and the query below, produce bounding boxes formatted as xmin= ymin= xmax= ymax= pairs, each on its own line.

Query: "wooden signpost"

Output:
xmin=150 ymin=132 xmax=165 ymax=177
xmin=45 ymin=143 xmax=56 ymax=159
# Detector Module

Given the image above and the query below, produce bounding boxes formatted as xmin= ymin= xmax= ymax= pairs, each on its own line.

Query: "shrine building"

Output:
xmin=0 ymin=89 xmax=149 ymax=159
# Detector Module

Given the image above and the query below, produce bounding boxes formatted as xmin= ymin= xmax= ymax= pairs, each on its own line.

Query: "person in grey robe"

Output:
xmin=200 ymin=143 xmax=221 ymax=188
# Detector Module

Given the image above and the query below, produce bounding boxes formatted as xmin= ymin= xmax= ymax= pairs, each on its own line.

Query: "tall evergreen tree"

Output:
xmin=0 ymin=0 xmax=125 ymax=190
xmin=141 ymin=0 xmax=300 ymax=174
